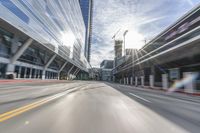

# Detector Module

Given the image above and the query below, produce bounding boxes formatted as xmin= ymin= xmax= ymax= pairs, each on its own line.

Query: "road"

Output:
xmin=0 ymin=81 xmax=200 ymax=133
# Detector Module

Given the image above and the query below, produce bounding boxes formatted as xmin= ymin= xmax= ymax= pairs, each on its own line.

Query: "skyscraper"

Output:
xmin=79 ymin=0 xmax=93 ymax=63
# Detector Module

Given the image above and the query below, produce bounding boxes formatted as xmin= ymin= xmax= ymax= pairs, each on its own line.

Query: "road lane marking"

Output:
xmin=0 ymin=93 xmax=66 ymax=122
xmin=0 ymin=86 xmax=83 ymax=122
xmin=129 ymin=93 xmax=152 ymax=103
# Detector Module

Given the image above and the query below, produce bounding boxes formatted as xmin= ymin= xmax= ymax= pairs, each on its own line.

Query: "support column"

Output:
xmin=6 ymin=38 xmax=33 ymax=77
xmin=73 ymin=68 xmax=79 ymax=76
xmin=11 ymin=38 xmax=33 ymax=63
xmin=130 ymin=77 xmax=133 ymax=85
xmin=124 ymin=77 xmax=126 ymax=85
xmin=162 ymin=74 xmax=168 ymax=90
xmin=67 ymin=65 xmax=74 ymax=80
xmin=42 ymin=54 xmax=56 ymax=80
xmin=141 ymin=76 xmax=144 ymax=86
xmin=18 ymin=66 xmax=21 ymax=78
xmin=135 ymin=77 xmax=138 ymax=86
xmin=150 ymin=75 xmax=154 ymax=88
xmin=127 ymin=77 xmax=129 ymax=85
xmin=74 ymin=68 xmax=80 ymax=76
xmin=58 ymin=62 xmax=68 ymax=80
xmin=24 ymin=67 xmax=27 ymax=79
xmin=29 ymin=68 xmax=32 ymax=79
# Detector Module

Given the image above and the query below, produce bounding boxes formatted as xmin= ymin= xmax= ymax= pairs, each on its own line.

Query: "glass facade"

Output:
xmin=0 ymin=0 xmax=88 ymax=68
xmin=79 ymin=0 xmax=93 ymax=62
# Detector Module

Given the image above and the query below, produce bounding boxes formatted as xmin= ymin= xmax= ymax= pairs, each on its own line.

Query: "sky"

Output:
xmin=90 ymin=0 xmax=200 ymax=67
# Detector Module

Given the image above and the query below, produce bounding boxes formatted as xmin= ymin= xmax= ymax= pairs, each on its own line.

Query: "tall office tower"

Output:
xmin=114 ymin=40 xmax=123 ymax=59
xmin=79 ymin=0 xmax=93 ymax=63
xmin=114 ymin=40 xmax=123 ymax=68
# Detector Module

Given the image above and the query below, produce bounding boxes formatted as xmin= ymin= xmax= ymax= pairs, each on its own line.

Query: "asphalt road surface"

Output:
xmin=0 ymin=81 xmax=200 ymax=133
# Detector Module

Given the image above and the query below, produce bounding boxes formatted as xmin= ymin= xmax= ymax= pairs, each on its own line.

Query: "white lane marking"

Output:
xmin=129 ymin=93 xmax=152 ymax=103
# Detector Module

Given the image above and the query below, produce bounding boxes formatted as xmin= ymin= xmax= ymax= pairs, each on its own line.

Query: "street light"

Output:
xmin=123 ymin=30 xmax=128 ymax=56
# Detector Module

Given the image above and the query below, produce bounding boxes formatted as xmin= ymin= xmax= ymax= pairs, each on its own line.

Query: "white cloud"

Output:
xmin=185 ymin=0 xmax=194 ymax=6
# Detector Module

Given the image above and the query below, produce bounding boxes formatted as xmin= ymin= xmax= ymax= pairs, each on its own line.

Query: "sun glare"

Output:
xmin=61 ymin=31 xmax=76 ymax=47
xmin=125 ymin=30 xmax=145 ymax=49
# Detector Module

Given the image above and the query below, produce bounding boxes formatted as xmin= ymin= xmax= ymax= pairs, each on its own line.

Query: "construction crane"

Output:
xmin=112 ymin=29 xmax=121 ymax=40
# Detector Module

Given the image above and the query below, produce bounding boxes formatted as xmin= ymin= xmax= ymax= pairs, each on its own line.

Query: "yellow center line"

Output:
xmin=0 ymin=92 xmax=66 ymax=122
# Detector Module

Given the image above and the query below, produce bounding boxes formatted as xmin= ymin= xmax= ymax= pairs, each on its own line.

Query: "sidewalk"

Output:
xmin=116 ymin=82 xmax=200 ymax=97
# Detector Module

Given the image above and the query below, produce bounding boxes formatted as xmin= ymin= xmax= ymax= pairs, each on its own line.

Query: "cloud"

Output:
xmin=185 ymin=0 xmax=194 ymax=6
xmin=90 ymin=0 xmax=200 ymax=67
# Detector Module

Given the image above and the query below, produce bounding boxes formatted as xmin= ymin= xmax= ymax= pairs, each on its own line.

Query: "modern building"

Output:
xmin=79 ymin=0 xmax=93 ymax=62
xmin=114 ymin=40 xmax=123 ymax=67
xmin=0 ymin=0 xmax=90 ymax=79
xmin=113 ymin=4 xmax=200 ymax=93
xmin=89 ymin=67 xmax=101 ymax=80
xmin=100 ymin=60 xmax=114 ymax=81
xmin=114 ymin=40 xmax=123 ymax=59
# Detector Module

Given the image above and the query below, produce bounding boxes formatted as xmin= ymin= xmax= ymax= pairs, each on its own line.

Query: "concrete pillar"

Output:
xmin=183 ymin=72 xmax=197 ymax=93
xmin=67 ymin=65 xmax=74 ymax=79
xmin=130 ymin=77 xmax=133 ymax=85
xmin=75 ymin=69 xmax=80 ymax=76
xmin=34 ymin=69 xmax=37 ymax=79
xmin=58 ymin=62 xmax=68 ymax=80
xmin=135 ymin=77 xmax=138 ymax=86
xmin=73 ymin=68 xmax=79 ymax=76
xmin=124 ymin=77 xmax=126 ymax=85
xmin=6 ymin=64 xmax=15 ymax=77
xmin=150 ymin=75 xmax=154 ymax=88
xmin=11 ymin=36 xmax=19 ymax=55
xmin=162 ymin=74 xmax=168 ymax=90
xmin=11 ymin=38 xmax=33 ymax=64
xmin=6 ymin=38 xmax=33 ymax=77
xmin=17 ymin=66 xmax=21 ymax=78
xmin=24 ymin=67 xmax=27 ymax=78
xmin=42 ymin=70 xmax=45 ymax=79
xmin=59 ymin=62 xmax=68 ymax=73
xmin=29 ymin=68 xmax=32 ymax=79
xmin=141 ymin=76 xmax=144 ymax=86
xmin=45 ymin=54 xmax=56 ymax=69
xmin=127 ymin=77 xmax=129 ymax=85
xmin=42 ymin=54 xmax=56 ymax=80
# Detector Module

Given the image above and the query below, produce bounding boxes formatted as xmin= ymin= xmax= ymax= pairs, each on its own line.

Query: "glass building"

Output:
xmin=79 ymin=0 xmax=93 ymax=62
xmin=0 ymin=0 xmax=89 ymax=79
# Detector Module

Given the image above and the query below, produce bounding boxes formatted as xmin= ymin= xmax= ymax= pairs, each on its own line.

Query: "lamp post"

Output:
xmin=123 ymin=30 xmax=128 ymax=56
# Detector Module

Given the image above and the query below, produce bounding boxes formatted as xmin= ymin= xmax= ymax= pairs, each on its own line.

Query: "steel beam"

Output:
xmin=75 ymin=69 xmax=80 ymax=76
xmin=44 ymin=54 xmax=56 ymax=69
xmin=68 ymin=65 xmax=74 ymax=75
xmin=73 ymin=68 xmax=79 ymax=75
xmin=10 ymin=38 xmax=33 ymax=64
xmin=42 ymin=54 xmax=56 ymax=80
xmin=59 ymin=62 xmax=68 ymax=73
